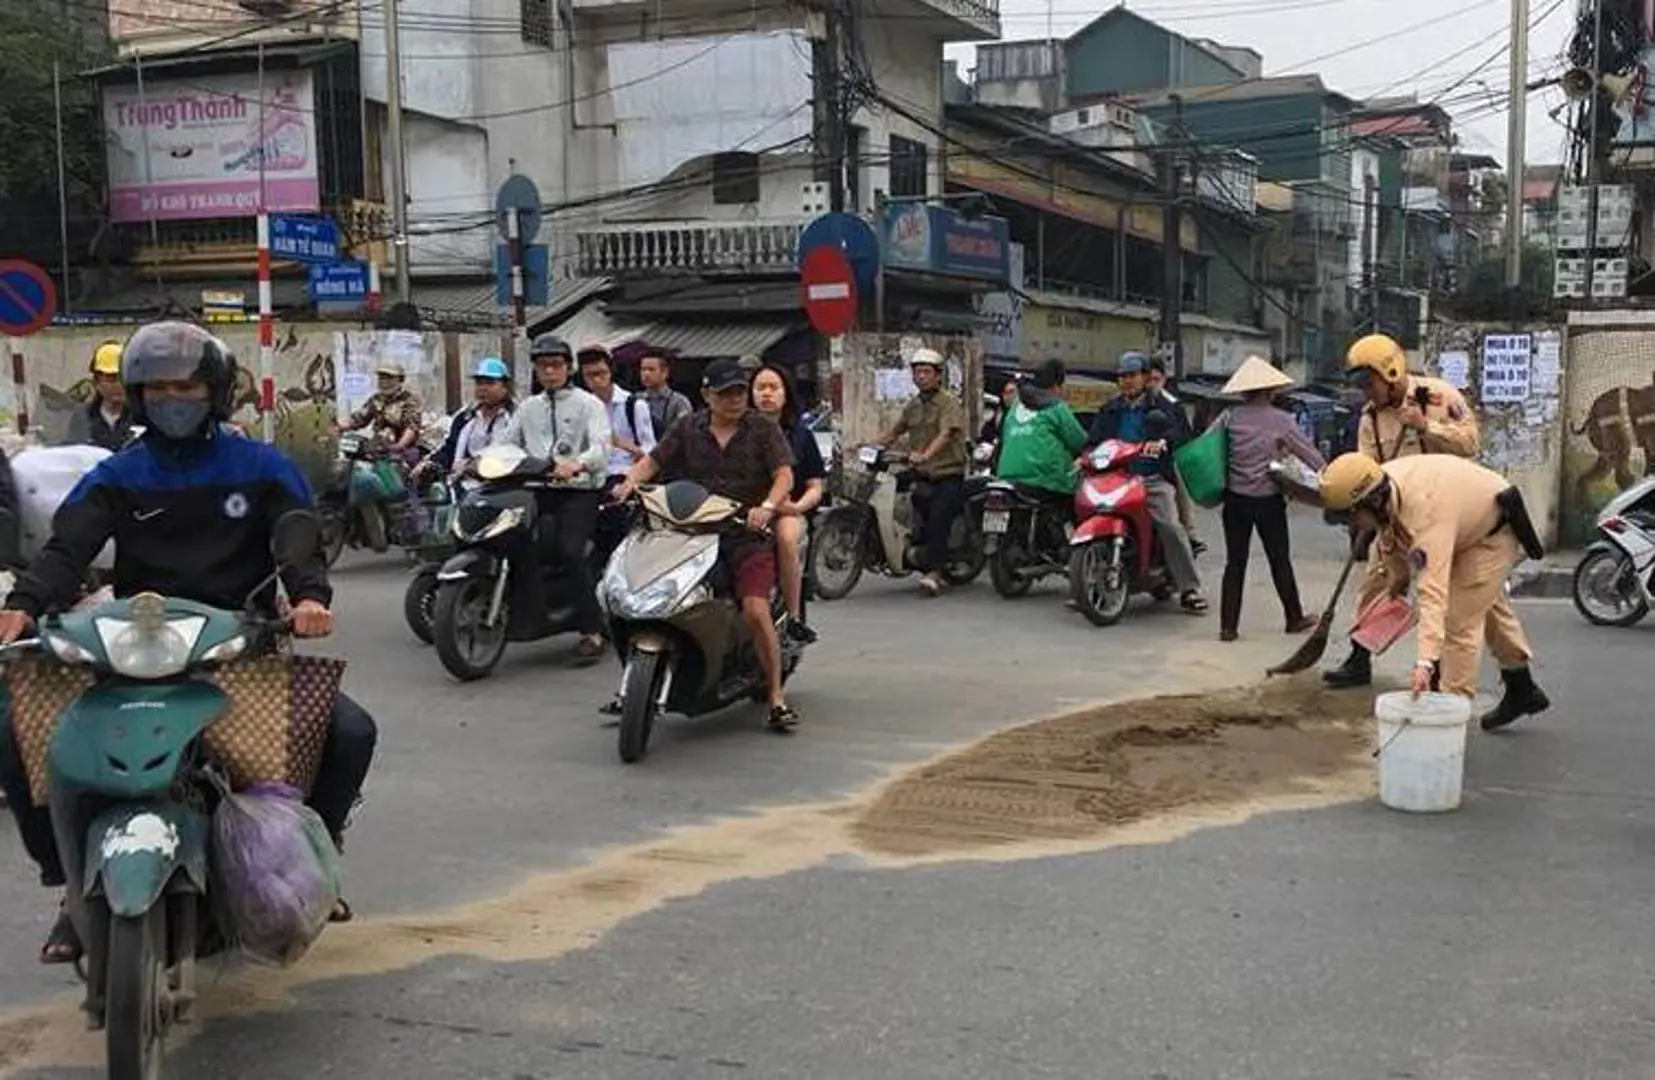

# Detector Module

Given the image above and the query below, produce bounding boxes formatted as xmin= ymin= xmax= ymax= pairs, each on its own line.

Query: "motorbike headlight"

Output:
xmin=44 ymin=633 xmax=96 ymax=665
xmin=199 ymin=635 xmax=247 ymax=664
xmin=96 ymin=594 xmax=204 ymax=680
xmin=609 ymin=544 xmax=718 ymax=620
xmin=475 ymin=506 xmax=525 ymax=541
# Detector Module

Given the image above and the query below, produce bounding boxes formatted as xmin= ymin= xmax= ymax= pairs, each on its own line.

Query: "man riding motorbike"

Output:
xmin=996 ymin=359 xmax=1088 ymax=502
xmin=500 ymin=334 xmax=612 ymax=663
xmin=342 ymin=362 xmax=423 ymax=461
xmin=0 ymin=321 xmax=377 ymax=963
xmin=868 ymin=348 xmax=969 ymax=597
xmin=610 ymin=359 xmax=798 ymax=731
xmin=1325 ymin=333 xmax=1480 ymax=688
xmin=420 ymin=357 xmax=516 ymax=486
xmin=1083 ymin=351 xmax=1208 ymax=614
xmin=66 ymin=342 xmax=135 ymax=451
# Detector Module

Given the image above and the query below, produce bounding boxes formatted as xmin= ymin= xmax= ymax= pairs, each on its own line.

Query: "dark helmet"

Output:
xmin=529 ymin=333 xmax=573 ymax=362
xmin=1031 ymin=358 xmax=1066 ymax=389
xmin=120 ymin=321 xmax=238 ymax=425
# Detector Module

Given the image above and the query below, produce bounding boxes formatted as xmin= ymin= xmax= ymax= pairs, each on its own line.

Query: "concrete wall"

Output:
xmin=1423 ymin=320 xmax=1567 ymax=550
xmin=2 ymin=324 xmax=513 ymax=487
xmin=838 ymin=333 xmax=983 ymax=452
xmin=1560 ymin=310 xmax=1655 ymax=543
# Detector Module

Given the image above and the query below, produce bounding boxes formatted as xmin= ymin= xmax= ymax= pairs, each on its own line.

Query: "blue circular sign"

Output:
xmin=797 ymin=212 xmax=880 ymax=297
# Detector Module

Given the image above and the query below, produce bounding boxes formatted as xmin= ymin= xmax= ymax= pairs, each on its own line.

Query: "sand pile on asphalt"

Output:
xmin=851 ymin=675 xmax=1378 ymax=857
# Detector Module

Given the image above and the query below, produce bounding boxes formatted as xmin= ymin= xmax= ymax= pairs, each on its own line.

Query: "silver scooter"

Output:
xmin=599 ymin=481 xmax=805 ymax=763
xmin=1573 ymin=474 xmax=1655 ymax=626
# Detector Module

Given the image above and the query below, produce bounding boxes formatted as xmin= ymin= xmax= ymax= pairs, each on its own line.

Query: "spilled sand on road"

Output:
xmin=0 ymin=673 xmax=1380 ymax=1074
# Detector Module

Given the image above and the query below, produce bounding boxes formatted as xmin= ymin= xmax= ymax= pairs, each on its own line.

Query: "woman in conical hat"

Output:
xmin=1212 ymin=355 xmax=1327 ymax=641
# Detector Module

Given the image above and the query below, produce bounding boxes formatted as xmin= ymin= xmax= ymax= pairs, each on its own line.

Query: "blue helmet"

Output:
xmin=1118 ymin=350 xmax=1150 ymax=374
xmin=472 ymin=357 xmax=510 ymax=381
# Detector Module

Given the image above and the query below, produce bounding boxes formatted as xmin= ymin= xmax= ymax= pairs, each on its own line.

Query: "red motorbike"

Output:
xmin=1067 ymin=439 xmax=1175 ymax=626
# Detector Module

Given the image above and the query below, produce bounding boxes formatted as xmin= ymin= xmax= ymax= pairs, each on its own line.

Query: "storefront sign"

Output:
xmin=882 ymin=203 xmax=1010 ymax=282
xmin=104 ymin=69 xmax=320 ymax=223
xmin=1020 ymin=303 xmax=1154 ymax=370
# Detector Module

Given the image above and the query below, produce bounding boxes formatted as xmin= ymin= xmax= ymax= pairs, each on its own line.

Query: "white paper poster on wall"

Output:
xmin=1479 ymin=333 xmax=1532 ymax=404
xmin=1531 ymin=331 xmax=1562 ymax=395
xmin=1436 ymin=350 xmax=1470 ymax=389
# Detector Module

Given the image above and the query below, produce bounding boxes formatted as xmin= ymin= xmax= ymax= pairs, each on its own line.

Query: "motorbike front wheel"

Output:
xmin=808 ymin=510 xmax=866 ymax=601
xmin=619 ymin=649 xmax=665 ymax=763
xmin=403 ymin=570 xmax=439 ymax=645
xmin=943 ymin=511 xmax=987 ymax=586
xmin=318 ymin=506 xmax=347 ymax=568
xmin=1069 ymin=538 xmax=1130 ymax=627
xmin=1572 ymin=546 xmax=1649 ymax=627
xmin=105 ymin=904 xmax=169 ymax=1080
xmin=433 ymin=577 xmax=509 ymax=681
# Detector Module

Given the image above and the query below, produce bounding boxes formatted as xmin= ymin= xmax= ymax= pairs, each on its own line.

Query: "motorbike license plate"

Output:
xmin=983 ymin=510 xmax=1010 ymax=532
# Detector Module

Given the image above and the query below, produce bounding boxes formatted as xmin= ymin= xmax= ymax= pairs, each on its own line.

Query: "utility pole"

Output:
xmin=1582 ymin=0 xmax=1605 ymax=299
xmin=1503 ymin=0 xmax=1529 ymax=292
xmin=1159 ymin=95 xmax=1186 ymax=378
xmin=384 ymin=0 xmax=412 ymax=301
xmin=821 ymin=0 xmax=846 ymax=211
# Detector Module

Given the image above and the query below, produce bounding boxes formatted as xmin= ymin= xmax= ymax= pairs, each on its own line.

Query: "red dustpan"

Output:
xmin=1351 ymin=596 xmax=1415 ymax=655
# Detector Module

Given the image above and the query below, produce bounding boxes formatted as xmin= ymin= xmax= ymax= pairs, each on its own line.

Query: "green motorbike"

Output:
xmin=0 ymin=511 xmax=323 ymax=1080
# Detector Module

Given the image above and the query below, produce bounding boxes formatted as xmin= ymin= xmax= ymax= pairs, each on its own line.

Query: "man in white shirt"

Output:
xmin=577 ymin=346 xmax=656 ymax=480
xmin=501 ymin=335 xmax=612 ymax=661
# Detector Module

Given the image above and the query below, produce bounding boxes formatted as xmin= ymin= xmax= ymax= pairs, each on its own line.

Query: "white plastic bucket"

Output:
xmin=1374 ymin=691 xmax=1472 ymax=812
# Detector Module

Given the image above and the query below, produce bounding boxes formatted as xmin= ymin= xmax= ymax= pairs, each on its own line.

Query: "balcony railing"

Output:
xmin=575 ymin=219 xmax=808 ymax=276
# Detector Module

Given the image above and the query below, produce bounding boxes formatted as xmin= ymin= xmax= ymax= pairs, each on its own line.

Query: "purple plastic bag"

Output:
xmin=211 ymin=781 xmax=342 ymax=967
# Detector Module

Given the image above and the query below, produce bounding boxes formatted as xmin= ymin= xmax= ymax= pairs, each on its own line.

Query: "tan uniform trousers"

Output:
xmin=1435 ymin=530 xmax=1533 ymax=699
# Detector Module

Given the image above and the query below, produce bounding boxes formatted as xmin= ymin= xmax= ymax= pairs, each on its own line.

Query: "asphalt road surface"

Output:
xmin=3 ymin=512 xmax=1650 ymax=1080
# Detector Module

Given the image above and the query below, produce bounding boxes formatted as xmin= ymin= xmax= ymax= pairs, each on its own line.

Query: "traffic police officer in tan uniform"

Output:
xmin=1325 ymin=333 xmax=1481 ymax=688
xmin=1320 ymin=452 xmax=1550 ymax=730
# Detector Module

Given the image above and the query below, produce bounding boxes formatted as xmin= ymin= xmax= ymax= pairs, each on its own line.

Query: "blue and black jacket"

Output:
xmin=6 ymin=430 xmax=331 ymax=618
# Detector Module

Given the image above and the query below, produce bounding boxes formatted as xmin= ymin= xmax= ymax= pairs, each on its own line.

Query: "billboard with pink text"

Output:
xmin=103 ymin=69 xmax=320 ymax=223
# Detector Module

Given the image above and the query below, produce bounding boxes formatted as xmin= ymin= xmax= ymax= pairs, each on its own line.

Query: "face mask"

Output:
xmin=145 ymin=397 xmax=211 ymax=440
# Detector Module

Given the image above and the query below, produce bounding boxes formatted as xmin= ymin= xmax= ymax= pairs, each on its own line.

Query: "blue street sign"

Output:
xmin=494 ymin=243 xmax=550 ymax=307
xmin=495 ymin=174 xmax=543 ymax=244
xmin=307 ymin=261 xmax=369 ymax=304
xmin=269 ymin=214 xmax=341 ymax=264
xmin=0 ymin=259 xmax=56 ymax=336
xmin=797 ymin=212 xmax=880 ymax=297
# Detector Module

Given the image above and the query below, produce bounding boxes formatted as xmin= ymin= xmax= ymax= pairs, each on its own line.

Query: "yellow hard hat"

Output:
xmin=1346 ymin=334 xmax=1407 ymax=385
xmin=1320 ymin=453 xmax=1387 ymax=512
xmin=91 ymin=342 xmax=123 ymax=376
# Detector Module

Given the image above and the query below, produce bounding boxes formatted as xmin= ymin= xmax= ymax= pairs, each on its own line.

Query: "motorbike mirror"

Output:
xmin=272 ymin=510 xmax=323 ymax=567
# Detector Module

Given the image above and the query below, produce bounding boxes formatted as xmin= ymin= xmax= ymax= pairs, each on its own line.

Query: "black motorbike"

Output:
xmin=977 ymin=479 xmax=1073 ymax=598
xmin=430 ymin=444 xmax=626 ymax=681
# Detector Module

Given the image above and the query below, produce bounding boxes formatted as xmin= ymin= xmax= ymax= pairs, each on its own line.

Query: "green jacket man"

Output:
xmin=995 ymin=360 xmax=1089 ymax=495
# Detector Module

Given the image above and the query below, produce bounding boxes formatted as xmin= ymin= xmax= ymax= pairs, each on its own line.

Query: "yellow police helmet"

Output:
xmin=1345 ymin=333 xmax=1407 ymax=385
xmin=1320 ymin=453 xmax=1387 ymax=512
xmin=91 ymin=342 xmax=124 ymax=376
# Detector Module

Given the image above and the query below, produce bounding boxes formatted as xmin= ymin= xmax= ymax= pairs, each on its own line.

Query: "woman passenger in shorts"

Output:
xmin=750 ymin=362 xmax=824 ymax=645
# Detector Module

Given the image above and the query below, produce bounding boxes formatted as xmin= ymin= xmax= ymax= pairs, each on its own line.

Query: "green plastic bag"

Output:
xmin=1172 ymin=421 xmax=1228 ymax=508
xmin=370 ymin=459 xmax=406 ymax=500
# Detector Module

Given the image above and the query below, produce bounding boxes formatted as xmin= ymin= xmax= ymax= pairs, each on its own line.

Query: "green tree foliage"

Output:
xmin=0 ymin=1 xmax=111 ymax=266
xmin=1449 ymin=242 xmax=1556 ymax=319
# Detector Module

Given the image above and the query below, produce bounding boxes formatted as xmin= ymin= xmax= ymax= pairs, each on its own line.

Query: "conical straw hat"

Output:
xmin=1222 ymin=355 xmax=1294 ymax=395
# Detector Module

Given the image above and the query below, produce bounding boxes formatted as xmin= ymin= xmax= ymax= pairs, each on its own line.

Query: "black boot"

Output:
xmin=1323 ymin=644 xmax=1372 ymax=688
xmin=1480 ymin=667 xmax=1550 ymax=731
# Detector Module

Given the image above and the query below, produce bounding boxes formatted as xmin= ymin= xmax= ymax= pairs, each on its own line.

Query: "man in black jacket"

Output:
xmin=1084 ymin=351 xmax=1208 ymax=614
xmin=0 ymin=322 xmax=377 ymax=963
xmin=64 ymin=342 xmax=135 ymax=451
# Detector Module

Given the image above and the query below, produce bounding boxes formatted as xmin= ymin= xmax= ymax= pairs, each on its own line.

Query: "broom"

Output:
xmin=1267 ymin=530 xmax=1370 ymax=676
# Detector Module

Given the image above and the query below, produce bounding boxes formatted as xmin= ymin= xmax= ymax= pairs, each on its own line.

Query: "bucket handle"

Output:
xmin=1372 ymin=716 xmax=1411 ymax=759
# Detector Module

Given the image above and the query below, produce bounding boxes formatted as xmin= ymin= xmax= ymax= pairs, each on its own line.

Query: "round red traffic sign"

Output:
xmin=0 ymin=259 xmax=56 ymax=337
xmin=800 ymin=245 xmax=857 ymax=337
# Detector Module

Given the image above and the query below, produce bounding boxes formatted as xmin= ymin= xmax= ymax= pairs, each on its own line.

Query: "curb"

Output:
xmin=1510 ymin=561 xmax=1576 ymax=599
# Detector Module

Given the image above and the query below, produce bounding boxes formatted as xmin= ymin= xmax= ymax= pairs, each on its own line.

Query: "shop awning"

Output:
xmin=547 ymin=304 xmax=798 ymax=359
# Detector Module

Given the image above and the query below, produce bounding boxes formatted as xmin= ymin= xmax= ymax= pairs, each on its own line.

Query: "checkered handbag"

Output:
xmin=5 ymin=653 xmax=346 ymax=805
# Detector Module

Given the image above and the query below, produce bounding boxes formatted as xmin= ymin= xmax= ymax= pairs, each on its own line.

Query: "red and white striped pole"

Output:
xmin=366 ymin=260 xmax=382 ymax=316
xmin=10 ymin=347 xmax=28 ymax=436
xmin=256 ymin=211 xmax=274 ymax=442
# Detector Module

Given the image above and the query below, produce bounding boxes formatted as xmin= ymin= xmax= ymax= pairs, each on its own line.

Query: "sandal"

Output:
xmin=766 ymin=704 xmax=800 ymax=733
xmin=40 ymin=907 xmax=81 ymax=965
xmin=1180 ymin=592 xmax=1209 ymax=615
xmin=329 ymin=898 xmax=354 ymax=924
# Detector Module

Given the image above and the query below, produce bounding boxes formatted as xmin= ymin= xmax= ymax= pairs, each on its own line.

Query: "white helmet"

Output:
xmin=908 ymin=347 xmax=944 ymax=371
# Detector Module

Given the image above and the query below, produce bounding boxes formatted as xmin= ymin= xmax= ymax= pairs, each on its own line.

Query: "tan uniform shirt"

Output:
xmin=1375 ymin=455 xmax=1511 ymax=664
xmin=895 ymin=388 xmax=968 ymax=479
xmin=1357 ymin=375 xmax=1479 ymax=462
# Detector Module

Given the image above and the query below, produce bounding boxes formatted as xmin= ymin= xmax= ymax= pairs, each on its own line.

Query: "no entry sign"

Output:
xmin=801 ymin=246 xmax=857 ymax=337
xmin=0 ymin=260 xmax=56 ymax=337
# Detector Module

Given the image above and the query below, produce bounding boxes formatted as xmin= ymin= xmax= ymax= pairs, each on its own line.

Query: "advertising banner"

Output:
xmin=104 ymin=69 xmax=320 ymax=223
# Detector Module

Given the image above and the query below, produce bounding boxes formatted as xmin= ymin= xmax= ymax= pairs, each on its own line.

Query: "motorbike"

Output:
xmin=317 ymin=433 xmax=424 ymax=566
xmin=429 ymin=444 xmax=626 ymax=681
xmin=600 ymin=481 xmax=806 ymax=763
xmin=807 ymin=446 xmax=987 ymax=601
xmin=979 ymin=480 xmax=1072 ymax=598
xmin=400 ymin=477 xmax=458 ymax=646
xmin=0 ymin=511 xmax=325 ymax=1080
xmin=1572 ymin=474 xmax=1655 ymax=627
xmin=1065 ymin=439 xmax=1177 ymax=626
